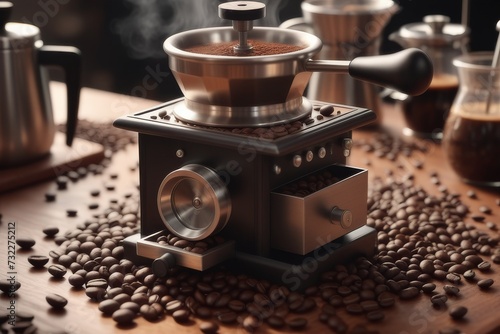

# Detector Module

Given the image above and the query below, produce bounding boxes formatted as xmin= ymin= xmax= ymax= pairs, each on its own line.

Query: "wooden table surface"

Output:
xmin=1 ymin=83 xmax=499 ymax=333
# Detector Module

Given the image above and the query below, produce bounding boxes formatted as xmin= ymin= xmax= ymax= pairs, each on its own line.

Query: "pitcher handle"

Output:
xmin=39 ymin=45 xmax=81 ymax=146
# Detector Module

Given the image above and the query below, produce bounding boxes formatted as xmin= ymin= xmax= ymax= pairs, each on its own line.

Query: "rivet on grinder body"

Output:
xmin=218 ymin=1 xmax=266 ymax=54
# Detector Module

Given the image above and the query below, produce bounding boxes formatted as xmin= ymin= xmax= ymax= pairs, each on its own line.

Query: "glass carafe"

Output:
xmin=442 ymin=52 xmax=500 ymax=186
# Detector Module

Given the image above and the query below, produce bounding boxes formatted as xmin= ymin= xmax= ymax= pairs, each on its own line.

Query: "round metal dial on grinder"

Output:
xmin=218 ymin=1 xmax=266 ymax=21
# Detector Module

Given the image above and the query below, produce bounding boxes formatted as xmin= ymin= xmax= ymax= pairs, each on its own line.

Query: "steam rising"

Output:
xmin=112 ymin=0 xmax=287 ymax=59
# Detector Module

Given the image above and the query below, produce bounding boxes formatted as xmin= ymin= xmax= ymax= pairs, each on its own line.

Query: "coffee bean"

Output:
xmin=98 ymin=299 xmax=120 ymax=315
xmin=377 ymin=291 xmax=395 ymax=307
xmin=195 ymin=307 xmax=212 ymax=319
xmin=286 ymin=317 xmax=308 ymax=330
xmin=131 ymin=292 xmax=148 ymax=306
xmin=16 ymin=237 xmax=36 ymax=250
xmin=46 ymin=293 xmax=68 ymax=309
xmin=113 ymin=293 xmax=131 ymax=304
xmin=359 ymin=300 xmax=380 ymax=312
xmin=66 ymin=209 xmax=78 ymax=217
xmin=477 ymin=278 xmax=494 ymax=289
xmin=86 ymin=278 xmax=108 ymax=290
xmin=448 ymin=264 xmax=467 ymax=274
xmin=80 ymin=241 xmax=97 ymax=254
xmin=121 ymin=301 xmax=140 ymax=314
xmin=319 ymin=104 xmax=335 ymax=116
xmin=465 ymin=255 xmax=483 ymax=266
xmin=446 ymin=273 xmax=461 ymax=284
xmin=228 ymin=299 xmax=245 ymax=312
xmin=204 ymin=291 xmax=220 ymax=307
xmin=359 ymin=289 xmax=376 ymax=301
xmin=421 ymin=283 xmax=436 ymax=294
xmin=449 ymin=305 xmax=468 ymax=319
xmin=477 ymin=261 xmax=491 ymax=272
xmin=326 ymin=315 xmax=348 ymax=332
xmin=342 ymin=294 xmax=360 ymax=305
xmin=165 ymin=300 xmax=184 ymax=313
xmin=48 ymin=264 xmax=67 ymax=279
xmin=88 ymin=203 xmax=99 ymax=210
xmin=267 ymin=315 xmax=285 ymax=329
xmin=0 ymin=279 xmax=21 ymax=294
xmin=294 ymin=297 xmax=316 ymax=313
xmin=217 ymin=310 xmax=237 ymax=324
xmin=27 ymin=255 xmax=49 ymax=268
xmin=346 ymin=303 xmax=364 ymax=314
xmin=57 ymin=254 xmax=74 ymax=268
xmin=85 ymin=270 xmax=101 ymax=283
xmin=15 ymin=311 xmax=35 ymax=322
xmin=45 ymin=192 xmax=57 ymax=202
xmin=443 ymin=285 xmax=460 ymax=296
xmin=463 ymin=269 xmax=475 ymax=281
xmin=433 ymin=269 xmax=448 ymax=280
xmin=329 ymin=294 xmax=343 ymax=307
xmin=106 ymin=287 xmax=123 ymax=299
xmin=430 ymin=294 xmax=448 ymax=307
xmin=85 ymin=286 xmax=106 ymax=301
xmin=48 ymin=250 xmax=63 ymax=260
xmin=173 ymin=309 xmax=190 ymax=323
xmin=419 ymin=259 xmax=434 ymax=274
xmin=242 ymin=315 xmax=260 ymax=332
xmin=399 ymin=287 xmax=420 ymax=300
xmin=68 ymin=274 xmax=85 ymax=288
xmin=199 ymin=321 xmax=219 ymax=334
xmin=366 ymin=309 xmax=385 ymax=322
xmin=42 ymin=227 xmax=59 ymax=237
xmin=112 ymin=308 xmax=136 ymax=325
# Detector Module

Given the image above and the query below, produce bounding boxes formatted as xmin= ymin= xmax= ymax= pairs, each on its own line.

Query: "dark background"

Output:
xmin=11 ymin=0 xmax=500 ymax=102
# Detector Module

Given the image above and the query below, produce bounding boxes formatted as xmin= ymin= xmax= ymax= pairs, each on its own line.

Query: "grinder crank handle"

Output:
xmin=305 ymin=48 xmax=433 ymax=96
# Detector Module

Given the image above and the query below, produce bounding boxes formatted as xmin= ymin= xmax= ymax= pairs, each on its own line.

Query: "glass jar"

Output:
xmin=442 ymin=52 xmax=500 ymax=187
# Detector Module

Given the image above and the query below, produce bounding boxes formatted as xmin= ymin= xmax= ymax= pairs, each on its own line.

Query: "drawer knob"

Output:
xmin=330 ymin=207 xmax=352 ymax=229
xmin=152 ymin=253 xmax=176 ymax=278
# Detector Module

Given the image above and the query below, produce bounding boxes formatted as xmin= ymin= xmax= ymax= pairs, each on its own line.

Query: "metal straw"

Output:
xmin=485 ymin=20 xmax=500 ymax=114
xmin=461 ymin=0 xmax=469 ymax=28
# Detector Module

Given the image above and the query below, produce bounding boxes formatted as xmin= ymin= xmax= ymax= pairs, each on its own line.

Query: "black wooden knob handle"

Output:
xmin=218 ymin=1 xmax=266 ymax=21
xmin=349 ymin=48 xmax=434 ymax=96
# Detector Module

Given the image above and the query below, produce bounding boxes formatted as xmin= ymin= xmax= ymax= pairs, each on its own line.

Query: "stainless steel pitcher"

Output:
xmin=0 ymin=2 xmax=81 ymax=167
xmin=281 ymin=0 xmax=399 ymax=122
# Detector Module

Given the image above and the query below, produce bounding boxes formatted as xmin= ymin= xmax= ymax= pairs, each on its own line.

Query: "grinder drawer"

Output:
xmin=270 ymin=164 xmax=367 ymax=255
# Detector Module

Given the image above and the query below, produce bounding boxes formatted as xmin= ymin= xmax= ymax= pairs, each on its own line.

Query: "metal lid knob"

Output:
xmin=423 ymin=15 xmax=450 ymax=34
xmin=218 ymin=1 xmax=266 ymax=53
xmin=218 ymin=1 xmax=265 ymax=21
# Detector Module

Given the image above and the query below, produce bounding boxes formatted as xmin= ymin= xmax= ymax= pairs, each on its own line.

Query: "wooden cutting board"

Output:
xmin=0 ymin=132 xmax=105 ymax=193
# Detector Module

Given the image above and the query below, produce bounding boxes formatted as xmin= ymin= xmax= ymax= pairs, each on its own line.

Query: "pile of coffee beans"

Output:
xmin=6 ymin=121 xmax=497 ymax=333
xmin=354 ymin=131 xmax=429 ymax=167
xmin=0 ymin=311 xmax=40 ymax=334
xmin=34 ymin=170 xmax=497 ymax=333
xmin=57 ymin=119 xmax=137 ymax=153
xmin=276 ymin=169 xmax=341 ymax=197
xmin=155 ymin=232 xmax=226 ymax=254
xmin=192 ymin=120 xmax=304 ymax=140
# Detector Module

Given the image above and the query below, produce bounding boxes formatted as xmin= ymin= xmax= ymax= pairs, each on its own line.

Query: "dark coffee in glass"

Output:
xmin=402 ymin=74 xmax=459 ymax=139
xmin=442 ymin=53 xmax=500 ymax=187
xmin=443 ymin=107 xmax=500 ymax=186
